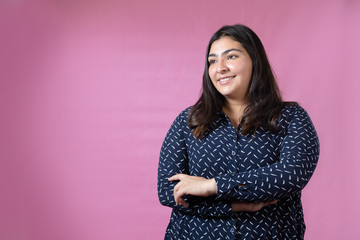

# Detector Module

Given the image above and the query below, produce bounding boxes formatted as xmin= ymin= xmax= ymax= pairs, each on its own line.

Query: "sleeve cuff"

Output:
xmin=214 ymin=174 xmax=249 ymax=198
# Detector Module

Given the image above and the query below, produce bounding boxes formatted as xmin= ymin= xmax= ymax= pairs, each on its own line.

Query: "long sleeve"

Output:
xmin=157 ymin=110 xmax=232 ymax=217
xmin=214 ymin=106 xmax=320 ymax=202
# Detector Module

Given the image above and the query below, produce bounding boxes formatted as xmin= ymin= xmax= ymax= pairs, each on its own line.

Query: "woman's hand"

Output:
xmin=168 ymin=174 xmax=218 ymax=208
xmin=232 ymin=200 xmax=278 ymax=212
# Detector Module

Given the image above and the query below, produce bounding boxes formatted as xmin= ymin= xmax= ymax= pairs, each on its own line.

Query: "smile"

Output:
xmin=218 ymin=76 xmax=235 ymax=84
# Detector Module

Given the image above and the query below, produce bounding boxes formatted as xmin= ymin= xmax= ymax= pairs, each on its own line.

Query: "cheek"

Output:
xmin=244 ymin=59 xmax=253 ymax=75
xmin=229 ymin=62 xmax=244 ymax=71
xmin=231 ymin=62 xmax=252 ymax=77
xmin=245 ymin=64 xmax=253 ymax=79
xmin=208 ymin=66 xmax=216 ymax=81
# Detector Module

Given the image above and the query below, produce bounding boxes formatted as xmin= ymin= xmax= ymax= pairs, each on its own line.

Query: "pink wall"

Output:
xmin=1 ymin=0 xmax=359 ymax=239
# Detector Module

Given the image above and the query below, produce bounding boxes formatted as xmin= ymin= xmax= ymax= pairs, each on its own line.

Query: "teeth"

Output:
xmin=219 ymin=77 xmax=233 ymax=82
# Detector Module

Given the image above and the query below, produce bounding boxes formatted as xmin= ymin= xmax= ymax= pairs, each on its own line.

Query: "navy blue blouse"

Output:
xmin=158 ymin=105 xmax=319 ymax=240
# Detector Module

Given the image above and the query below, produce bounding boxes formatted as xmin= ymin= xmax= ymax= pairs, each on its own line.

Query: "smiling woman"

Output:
xmin=207 ymin=37 xmax=252 ymax=105
xmin=157 ymin=24 xmax=319 ymax=239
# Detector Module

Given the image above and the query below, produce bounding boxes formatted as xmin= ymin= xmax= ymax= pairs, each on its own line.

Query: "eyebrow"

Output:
xmin=208 ymin=48 xmax=242 ymax=58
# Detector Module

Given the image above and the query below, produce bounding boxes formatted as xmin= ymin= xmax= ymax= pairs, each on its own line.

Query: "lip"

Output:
xmin=218 ymin=76 xmax=235 ymax=85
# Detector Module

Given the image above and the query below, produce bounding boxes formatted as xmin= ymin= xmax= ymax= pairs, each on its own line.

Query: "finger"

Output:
xmin=252 ymin=202 xmax=263 ymax=212
xmin=173 ymin=185 xmax=180 ymax=205
xmin=266 ymin=200 xmax=278 ymax=205
xmin=174 ymin=181 xmax=182 ymax=193
xmin=179 ymin=197 xmax=189 ymax=208
xmin=168 ymin=174 xmax=180 ymax=181
xmin=168 ymin=173 xmax=186 ymax=181
xmin=174 ymin=187 xmax=188 ymax=207
xmin=173 ymin=190 xmax=179 ymax=205
xmin=174 ymin=192 xmax=182 ymax=206
xmin=174 ymin=186 xmax=185 ymax=202
xmin=263 ymin=200 xmax=278 ymax=207
xmin=173 ymin=183 xmax=184 ymax=205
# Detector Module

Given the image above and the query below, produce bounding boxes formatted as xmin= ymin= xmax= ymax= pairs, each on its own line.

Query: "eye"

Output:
xmin=208 ymin=59 xmax=217 ymax=65
xmin=227 ymin=55 xmax=237 ymax=60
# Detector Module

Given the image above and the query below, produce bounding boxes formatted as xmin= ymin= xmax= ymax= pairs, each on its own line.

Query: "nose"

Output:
xmin=216 ymin=59 xmax=228 ymax=73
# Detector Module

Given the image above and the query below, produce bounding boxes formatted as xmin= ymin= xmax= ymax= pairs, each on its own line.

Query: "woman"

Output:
xmin=158 ymin=24 xmax=319 ymax=239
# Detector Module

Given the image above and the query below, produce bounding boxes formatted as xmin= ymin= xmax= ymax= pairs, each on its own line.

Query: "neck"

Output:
xmin=223 ymin=99 xmax=248 ymax=127
xmin=224 ymin=98 xmax=247 ymax=114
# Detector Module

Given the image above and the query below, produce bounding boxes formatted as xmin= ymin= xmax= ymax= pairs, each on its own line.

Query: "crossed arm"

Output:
xmin=169 ymin=173 xmax=277 ymax=212
xmin=157 ymin=107 xmax=319 ymax=217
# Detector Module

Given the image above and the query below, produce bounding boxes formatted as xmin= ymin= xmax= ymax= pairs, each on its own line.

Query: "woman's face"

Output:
xmin=208 ymin=36 xmax=253 ymax=103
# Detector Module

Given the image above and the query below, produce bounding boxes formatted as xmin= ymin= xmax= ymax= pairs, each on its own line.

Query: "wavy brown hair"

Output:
xmin=189 ymin=24 xmax=296 ymax=138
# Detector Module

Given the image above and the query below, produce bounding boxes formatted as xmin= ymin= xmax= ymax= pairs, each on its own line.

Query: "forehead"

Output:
xmin=209 ymin=36 xmax=245 ymax=54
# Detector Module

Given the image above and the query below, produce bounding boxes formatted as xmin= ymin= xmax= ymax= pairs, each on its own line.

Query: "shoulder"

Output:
xmin=168 ymin=106 xmax=193 ymax=130
xmin=279 ymin=104 xmax=317 ymax=134
xmin=280 ymin=104 xmax=318 ymax=137
xmin=174 ymin=106 xmax=192 ymax=122
xmin=281 ymin=104 xmax=312 ymax=122
xmin=280 ymin=104 xmax=320 ymax=155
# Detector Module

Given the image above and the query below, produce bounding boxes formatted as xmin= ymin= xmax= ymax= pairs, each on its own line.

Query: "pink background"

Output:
xmin=1 ymin=0 xmax=359 ymax=239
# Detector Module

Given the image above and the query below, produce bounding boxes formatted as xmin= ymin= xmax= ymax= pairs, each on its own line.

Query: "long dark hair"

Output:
xmin=189 ymin=24 xmax=296 ymax=138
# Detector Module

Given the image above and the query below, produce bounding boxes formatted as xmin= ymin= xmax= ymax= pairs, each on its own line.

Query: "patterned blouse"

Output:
xmin=158 ymin=105 xmax=320 ymax=240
